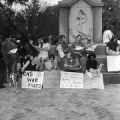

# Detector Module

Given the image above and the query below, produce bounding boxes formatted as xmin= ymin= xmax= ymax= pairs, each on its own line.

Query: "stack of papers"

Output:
xmin=75 ymin=46 xmax=84 ymax=50
xmin=9 ymin=48 xmax=18 ymax=54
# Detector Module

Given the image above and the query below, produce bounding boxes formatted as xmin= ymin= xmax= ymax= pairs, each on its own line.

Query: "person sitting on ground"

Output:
xmin=32 ymin=36 xmax=50 ymax=71
xmin=86 ymin=53 xmax=98 ymax=71
xmin=73 ymin=54 xmax=82 ymax=69
xmin=21 ymin=55 xmax=36 ymax=71
xmin=106 ymin=36 xmax=120 ymax=55
xmin=64 ymin=52 xmax=82 ymax=72
xmin=86 ymin=53 xmax=98 ymax=75
xmin=74 ymin=35 xmax=83 ymax=47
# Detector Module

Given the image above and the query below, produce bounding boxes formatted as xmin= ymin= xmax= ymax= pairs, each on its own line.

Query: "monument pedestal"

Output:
xmin=59 ymin=0 xmax=103 ymax=43
xmin=42 ymin=70 xmax=120 ymax=89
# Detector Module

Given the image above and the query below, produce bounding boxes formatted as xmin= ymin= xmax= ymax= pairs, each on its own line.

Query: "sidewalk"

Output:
xmin=0 ymin=85 xmax=120 ymax=120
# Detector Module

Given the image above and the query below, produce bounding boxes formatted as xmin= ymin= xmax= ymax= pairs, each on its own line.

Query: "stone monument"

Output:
xmin=58 ymin=0 xmax=103 ymax=44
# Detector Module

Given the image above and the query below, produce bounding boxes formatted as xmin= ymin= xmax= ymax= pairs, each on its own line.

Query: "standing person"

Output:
xmin=48 ymin=35 xmax=56 ymax=61
xmin=0 ymin=41 xmax=6 ymax=88
xmin=2 ymin=37 xmax=20 ymax=79
xmin=16 ymin=40 xmax=27 ymax=67
xmin=61 ymin=35 xmax=68 ymax=53
xmin=56 ymin=35 xmax=68 ymax=69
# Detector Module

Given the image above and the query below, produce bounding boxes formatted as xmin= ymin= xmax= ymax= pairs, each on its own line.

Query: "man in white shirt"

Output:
xmin=103 ymin=30 xmax=114 ymax=44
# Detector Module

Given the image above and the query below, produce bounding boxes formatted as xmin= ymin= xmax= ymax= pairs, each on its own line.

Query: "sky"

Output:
xmin=12 ymin=0 xmax=62 ymax=12
xmin=45 ymin=0 xmax=62 ymax=5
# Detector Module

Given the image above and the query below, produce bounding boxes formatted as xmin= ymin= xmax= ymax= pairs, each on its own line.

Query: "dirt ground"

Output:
xmin=0 ymin=84 xmax=120 ymax=120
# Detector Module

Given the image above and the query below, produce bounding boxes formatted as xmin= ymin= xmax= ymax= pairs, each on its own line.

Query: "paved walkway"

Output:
xmin=0 ymin=85 xmax=120 ymax=120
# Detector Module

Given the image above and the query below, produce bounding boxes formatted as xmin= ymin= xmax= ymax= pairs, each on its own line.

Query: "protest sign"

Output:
xmin=107 ymin=55 xmax=120 ymax=72
xmin=22 ymin=71 xmax=44 ymax=89
xmin=60 ymin=71 xmax=83 ymax=88
xmin=84 ymin=73 xmax=104 ymax=89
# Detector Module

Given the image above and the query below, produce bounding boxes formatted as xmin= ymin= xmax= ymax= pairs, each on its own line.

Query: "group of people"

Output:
xmin=2 ymin=30 xmax=118 ymax=88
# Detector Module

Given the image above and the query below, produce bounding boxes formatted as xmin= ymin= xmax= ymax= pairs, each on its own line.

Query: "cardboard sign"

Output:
xmin=107 ymin=55 xmax=120 ymax=72
xmin=22 ymin=71 xmax=44 ymax=89
xmin=84 ymin=73 xmax=104 ymax=89
xmin=60 ymin=71 xmax=83 ymax=88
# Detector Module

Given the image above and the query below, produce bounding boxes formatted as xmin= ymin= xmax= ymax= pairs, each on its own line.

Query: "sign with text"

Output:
xmin=107 ymin=55 xmax=120 ymax=72
xmin=60 ymin=71 xmax=83 ymax=88
xmin=84 ymin=73 xmax=104 ymax=89
xmin=22 ymin=71 xmax=44 ymax=89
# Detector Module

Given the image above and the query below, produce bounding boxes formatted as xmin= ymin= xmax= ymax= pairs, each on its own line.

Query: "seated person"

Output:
xmin=64 ymin=53 xmax=82 ymax=72
xmin=103 ymin=29 xmax=114 ymax=44
xmin=74 ymin=35 xmax=82 ymax=47
xmin=44 ymin=58 xmax=53 ymax=71
xmin=21 ymin=55 xmax=36 ymax=71
xmin=86 ymin=53 xmax=98 ymax=73
xmin=32 ymin=37 xmax=50 ymax=70
xmin=106 ymin=36 xmax=119 ymax=55
xmin=86 ymin=53 xmax=104 ymax=77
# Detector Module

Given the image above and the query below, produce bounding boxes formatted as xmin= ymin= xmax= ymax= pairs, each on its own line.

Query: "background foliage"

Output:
xmin=1 ymin=0 xmax=120 ymax=42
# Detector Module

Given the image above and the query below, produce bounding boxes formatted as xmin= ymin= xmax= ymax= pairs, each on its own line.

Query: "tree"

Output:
xmin=102 ymin=0 xmax=120 ymax=36
xmin=0 ymin=0 xmax=59 ymax=42
xmin=0 ymin=0 xmax=28 ymax=6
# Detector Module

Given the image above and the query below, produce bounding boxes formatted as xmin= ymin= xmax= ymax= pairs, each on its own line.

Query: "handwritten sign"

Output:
xmin=84 ymin=73 xmax=104 ymax=89
xmin=22 ymin=71 xmax=44 ymax=89
xmin=60 ymin=71 xmax=83 ymax=88
xmin=107 ymin=55 xmax=120 ymax=72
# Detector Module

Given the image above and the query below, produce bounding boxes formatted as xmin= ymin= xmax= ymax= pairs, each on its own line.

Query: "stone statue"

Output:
xmin=77 ymin=10 xmax=87 ymax=34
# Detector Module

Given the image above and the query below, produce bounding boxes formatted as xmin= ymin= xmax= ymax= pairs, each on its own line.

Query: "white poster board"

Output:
xmin=84 ymin=73 xmax=104 ymax=89
xmin=22 ymin=71 xmax=44 ymax=89
xmin=107 ymin=55 xmax=120 ymax=72
xmin=60 ymin=71 xmax=83 ymax=88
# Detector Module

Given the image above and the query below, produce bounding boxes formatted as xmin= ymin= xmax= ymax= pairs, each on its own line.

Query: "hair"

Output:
xmin=77 ymin=35 xmax=82 ymax=39
xmin=88 ymin=53 xmax=96 ymax=60
xmin=59 ymin=35 xmax=65 ymax=40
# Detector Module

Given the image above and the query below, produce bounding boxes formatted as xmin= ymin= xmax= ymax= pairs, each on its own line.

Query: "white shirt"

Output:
xmin=39 ymin=43 xmax=50 ymax=59
xmin=56 ymin=44 xmax=65 ymax=58
xmin=103 ymin=30 xmax=113 ymax=44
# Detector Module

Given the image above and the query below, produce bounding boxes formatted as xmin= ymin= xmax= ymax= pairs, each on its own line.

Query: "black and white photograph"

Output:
xmin=0 ymin=0 xmax=120 ymax=120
